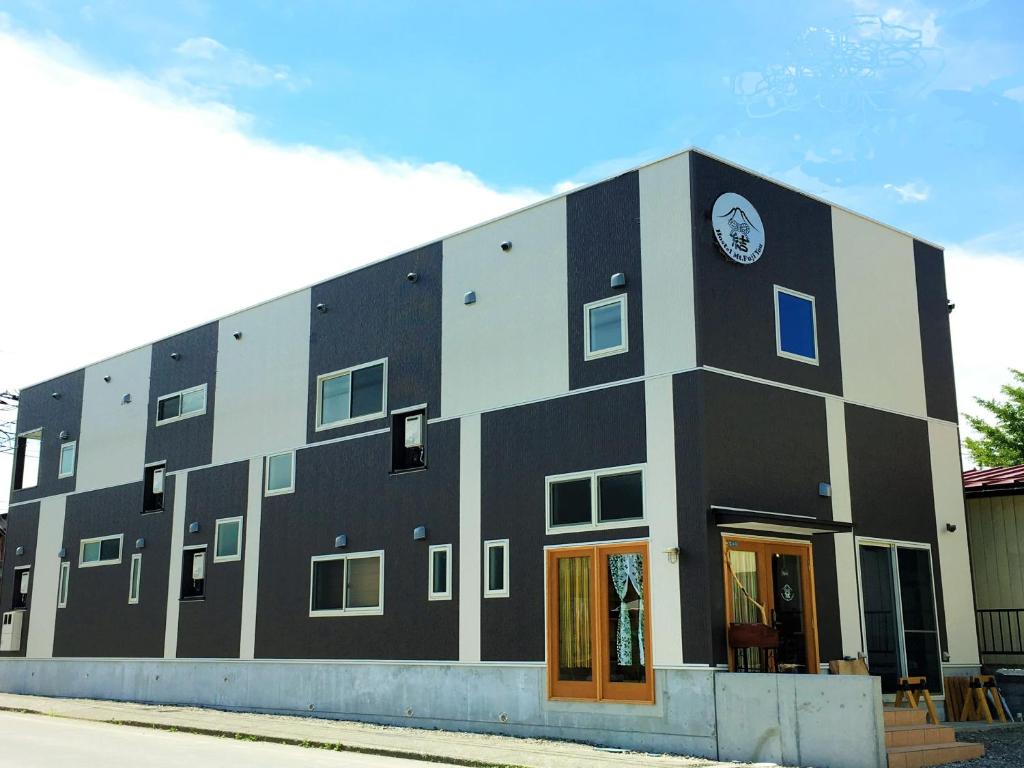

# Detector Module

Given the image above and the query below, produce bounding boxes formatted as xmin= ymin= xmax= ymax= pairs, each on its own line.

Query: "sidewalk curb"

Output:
xmin=0 ymin=704 xmax=528 ymax=768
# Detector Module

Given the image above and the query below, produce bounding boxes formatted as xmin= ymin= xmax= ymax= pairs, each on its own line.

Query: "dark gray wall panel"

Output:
xmin=0 ymin=503 xmax=40 ymax=657
xmin=144 ymin=323 xmax=218 ymax=472
xmin=480 ymin=383 xmax=647 ymax=662
xmin=567 ymin=172 xmax=645 ymax=390
xmin=914 ymin=241 xmax=958 ymax=422
xmin=54 ymin=479 xmax=175 ymax=658
xmin=307 ymin=243 xmax=443 ymax=443
xmin=255 ymin=420 xmax=459 ymax=659
xmin=176 ymin=461 xmax=248 ymax=659
xmin=10 ymin=370 xmax=84 ymax=504
xmin=845 ymin=404 xmax=948 ymax=651
xmin=689 ymin=152 xmax=843 ymax=395
xmin=672 ymin=371 xmax=712 ymax=664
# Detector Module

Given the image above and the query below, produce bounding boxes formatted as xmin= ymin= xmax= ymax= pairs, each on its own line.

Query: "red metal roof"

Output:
xmin=963 ymin=464 xmax=1024 ymax=494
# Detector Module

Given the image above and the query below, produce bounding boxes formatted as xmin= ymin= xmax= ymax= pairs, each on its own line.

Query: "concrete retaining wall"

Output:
xmin=0 ymin=659 xmax=886 ymax=767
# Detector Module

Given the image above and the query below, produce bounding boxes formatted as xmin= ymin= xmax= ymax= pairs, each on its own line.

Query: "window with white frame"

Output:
xmin=214 ymin=517 xmax=243 ymax=563
xmin=309 ymin=551 xmax=384 ymax=616
xmin=774 ymin=285 xmax=818 ymax=365
xmin=128 ymin=553 xmax=142 ymax=604
xmin=79 ymin=534 xmax=123 ymax=567
xmin=483 ymin=539 xmax=509 ymax=598
xmin=57 ymin=562 xmax=70 ymax=608
xmin=58 ymin=441 xmax=77 ymax=479
xmin=156 ymin=384 xmax=207 ymax=425
xmin=546 ymin=465 xmax=645 ymax=534
xmin=428 ymin=544 xmax=452 ymax=601
xmin=584 ymin=295 xmax=628 ymax=360
xmin=316 ymin=359 xmax=387 ymax=430
xmin=265 ymin=451 xmax=295 ymax=496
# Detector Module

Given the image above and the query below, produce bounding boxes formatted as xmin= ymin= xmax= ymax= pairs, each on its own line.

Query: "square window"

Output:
xmin=428 ymin=544 xmax=452 ymax=601
xmin=58 ymin=441 xmax=77 ymax=479
xmin=309 ymin=552 xmax=384 ymax=616
xmin=597 ymin=471 xmax=644 ymax=523
xmin=80 ymin=534 xmax=122 ymax=567
xmin=265 ymin=452 xmax=295 ymax=495
xmin=317 ymin=360 xmax=387 ymax=430
xmin=584 ymin=296 xmax=628 ymax=360
xmin=484 ymin=540 xmax=509 ymax=598
xmin=550 ymin=478 xmax=592 ymax=528
xmin=775 ymin=286 xmax=818 ymax=364
xmin=214 ymin=517 xmax=243 ymax=562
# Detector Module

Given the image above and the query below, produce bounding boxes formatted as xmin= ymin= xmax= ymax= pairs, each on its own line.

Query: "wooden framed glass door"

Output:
xmin=722 ymin=535 xmax=820 ymax=673
xmin=546 ymin=541 xmax=653 ymax=703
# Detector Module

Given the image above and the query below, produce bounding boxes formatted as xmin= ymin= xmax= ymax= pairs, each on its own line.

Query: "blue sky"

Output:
xmin=5 ymin=0 xmax=1022 ymax=247
xmin=0 ymin=1 xmax=1023 ymax=508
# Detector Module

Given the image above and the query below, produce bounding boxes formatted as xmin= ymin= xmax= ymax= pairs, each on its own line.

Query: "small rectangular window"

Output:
xmin=428 ymin=544 xmax=452 ymax=601
xmin=156 ymin=384 xmax=207 ymax=426
xmin=774 ymin=286 xmax=818 ymax=365
xmin=13 ymin=567 xmax=30 ymax=609
xmin=128 ymin=553 xmax=142 ymax=604
xmin=181 ymin=547 xmax=206 ymax=600
xmin=584 ymin=295 xmax=628 ymax=360
xmin=58 ymin=441 xmax=77 ymax=479
xmin=79 ymin=534 xmax=123 ymax=567
xmin=546 ymin=466 xmax=645 ymax=534
xmin=484 ymin=539 xmax=509 ymax=598
xmin=391 ymin=408 xmax=426 ymax=472
xmin=309 ymin=551 xmax=384 ymax=616
xmin=214 ymin=517 xmax=243 ymax=562
xmin=316 ymin=359 xmax=387 ymax=430
xmin=13 ymin=429 xmax=42 ymax=491
xmin=57 ymin=562 xmax=70 ymax=608
xmin=143 ymin=463 xmax=166 ymax=512
xmin=265 ymin=451 xmax=295 ymax=496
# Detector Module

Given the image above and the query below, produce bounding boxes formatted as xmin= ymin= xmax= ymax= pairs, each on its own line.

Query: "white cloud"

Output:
xmin=946 ymin=244 xmax=1024 ymax=466
xmin=884 ymin=181 xmax=931 ymax=203
xmin=162 ymin=35 xmax=308 ymax=95
xmin=0 ymin=27 xmax=546 ymax=510
xmin=1004 ymin=85 xmax=1024 ymax=102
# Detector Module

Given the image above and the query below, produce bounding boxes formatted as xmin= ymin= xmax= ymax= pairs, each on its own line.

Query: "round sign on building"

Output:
xmin=712 ymin=192 xmax=765 ymax=265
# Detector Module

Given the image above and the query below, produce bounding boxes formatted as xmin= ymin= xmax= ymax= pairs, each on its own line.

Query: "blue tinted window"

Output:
xmin=777 ymin=290 xmax=817 ymax=361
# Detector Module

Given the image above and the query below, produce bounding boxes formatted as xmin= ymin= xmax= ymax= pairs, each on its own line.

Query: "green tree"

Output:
xmin=963 ymin=368 xmax=1024 ymax=468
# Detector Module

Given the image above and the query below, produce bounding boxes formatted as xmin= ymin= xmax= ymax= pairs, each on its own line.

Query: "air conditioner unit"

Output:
xmin=1 ymin=611 xmax=23 ymax=652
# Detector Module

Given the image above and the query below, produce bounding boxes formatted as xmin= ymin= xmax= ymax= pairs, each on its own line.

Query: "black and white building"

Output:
xmin=0 ymin=150 xmax=978 ymax=764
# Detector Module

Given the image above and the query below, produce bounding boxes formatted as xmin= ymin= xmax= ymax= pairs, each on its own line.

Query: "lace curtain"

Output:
xmin=608 ymin=553 xmax=645 ymax=667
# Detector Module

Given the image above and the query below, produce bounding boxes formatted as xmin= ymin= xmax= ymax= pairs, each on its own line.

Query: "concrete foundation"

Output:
xmin=0 ymin=659 xmax=886 ymax=768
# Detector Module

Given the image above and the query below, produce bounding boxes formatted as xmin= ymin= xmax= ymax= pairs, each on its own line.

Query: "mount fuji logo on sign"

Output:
xmin=712 ymin=192 xmax=765 ymax=265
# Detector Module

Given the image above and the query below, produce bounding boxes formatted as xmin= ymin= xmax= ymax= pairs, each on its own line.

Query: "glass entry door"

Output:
xmin=723 ymin=536 xmax=820 ymax=673
xmin=858 ymin=541 xmax=943 ymax=694
xmin=546 ymin=542 xmax=653 ymax=702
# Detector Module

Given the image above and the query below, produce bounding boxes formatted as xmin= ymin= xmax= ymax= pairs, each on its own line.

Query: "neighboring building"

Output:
xmin=964 ymin=464 xmax=1024 ymax=667
xmin=0 ymin=150 xmax=978 ymax=762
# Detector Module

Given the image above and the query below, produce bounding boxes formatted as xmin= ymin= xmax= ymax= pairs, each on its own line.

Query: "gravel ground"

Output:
xmin=944 ymin=725 xmax=1024 ymax=767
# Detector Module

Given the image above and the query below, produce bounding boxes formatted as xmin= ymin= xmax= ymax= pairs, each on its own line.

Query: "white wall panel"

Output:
xmin=929 ymin=420 xmax=979 ymax=665
xmin=239 ymin=457 xmax=263 ymax=660
xmin=25 ymin=495 xmax=66 ymax=659
xmin=832 ymin=209 xmax=927 ymax=418
xmin=212 ymin=289 xmax=310 ymax=464
xmin=441 ymin=199 xmax=568 ymax=418
xmin=639 ymin=153 xmax=696 ymax=376
xmin=458 ymin=413 xmax=482 ymax=662
xmin=826 ymin=397 xmax=862 ymax=656
xmin=163 ymin=471 xmax=187 ymax=659
xmin=76 ymin=346 xmax=152 ymax=492
xmin=644 ymin=376 xmax=684 ymax=665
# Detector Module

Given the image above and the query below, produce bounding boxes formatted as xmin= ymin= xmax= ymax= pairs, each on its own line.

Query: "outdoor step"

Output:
xmin=886 ymin=741 xmax=985 ymax=768
xmin=884 ymin=707 xmax=930 ymax=727
xmin=885 ymin=724 xmax=956 ymax=748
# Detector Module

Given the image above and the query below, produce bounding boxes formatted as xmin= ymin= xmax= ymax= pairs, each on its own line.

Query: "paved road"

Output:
xmin=0 ymin=711 xmax=460 ymax=768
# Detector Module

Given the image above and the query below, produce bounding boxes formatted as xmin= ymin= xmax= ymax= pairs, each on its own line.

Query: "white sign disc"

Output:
xmin=712 ymin=192 xmax=765 ymax=265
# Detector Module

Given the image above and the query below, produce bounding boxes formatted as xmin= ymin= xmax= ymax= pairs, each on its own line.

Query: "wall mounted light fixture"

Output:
xmin=499 ymin=240 xmax=512 ymax=252
xmin=170 ymin=352 xmax=180 ymax=360
xmin=946 ymin=522 xmax=958 ymax=533
xmin=103 ymin=375 xmax=111 ymax=383
xmin=664 ymin=547 xmax=680 ymax=564
xmin=188 ymin=522 xmax=200 ymax=534
xmin=51 ymin=391 xmax=61 ymax=399
xmin=232 ymin=331 xmax=242 ymax=340
xmin=315 ymin=302 xmax=328 ymax=313
xmin=406 ymin=272 xmax=419 ymax=283
xmin=15 ymin=546 xmax=24 ymax=556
